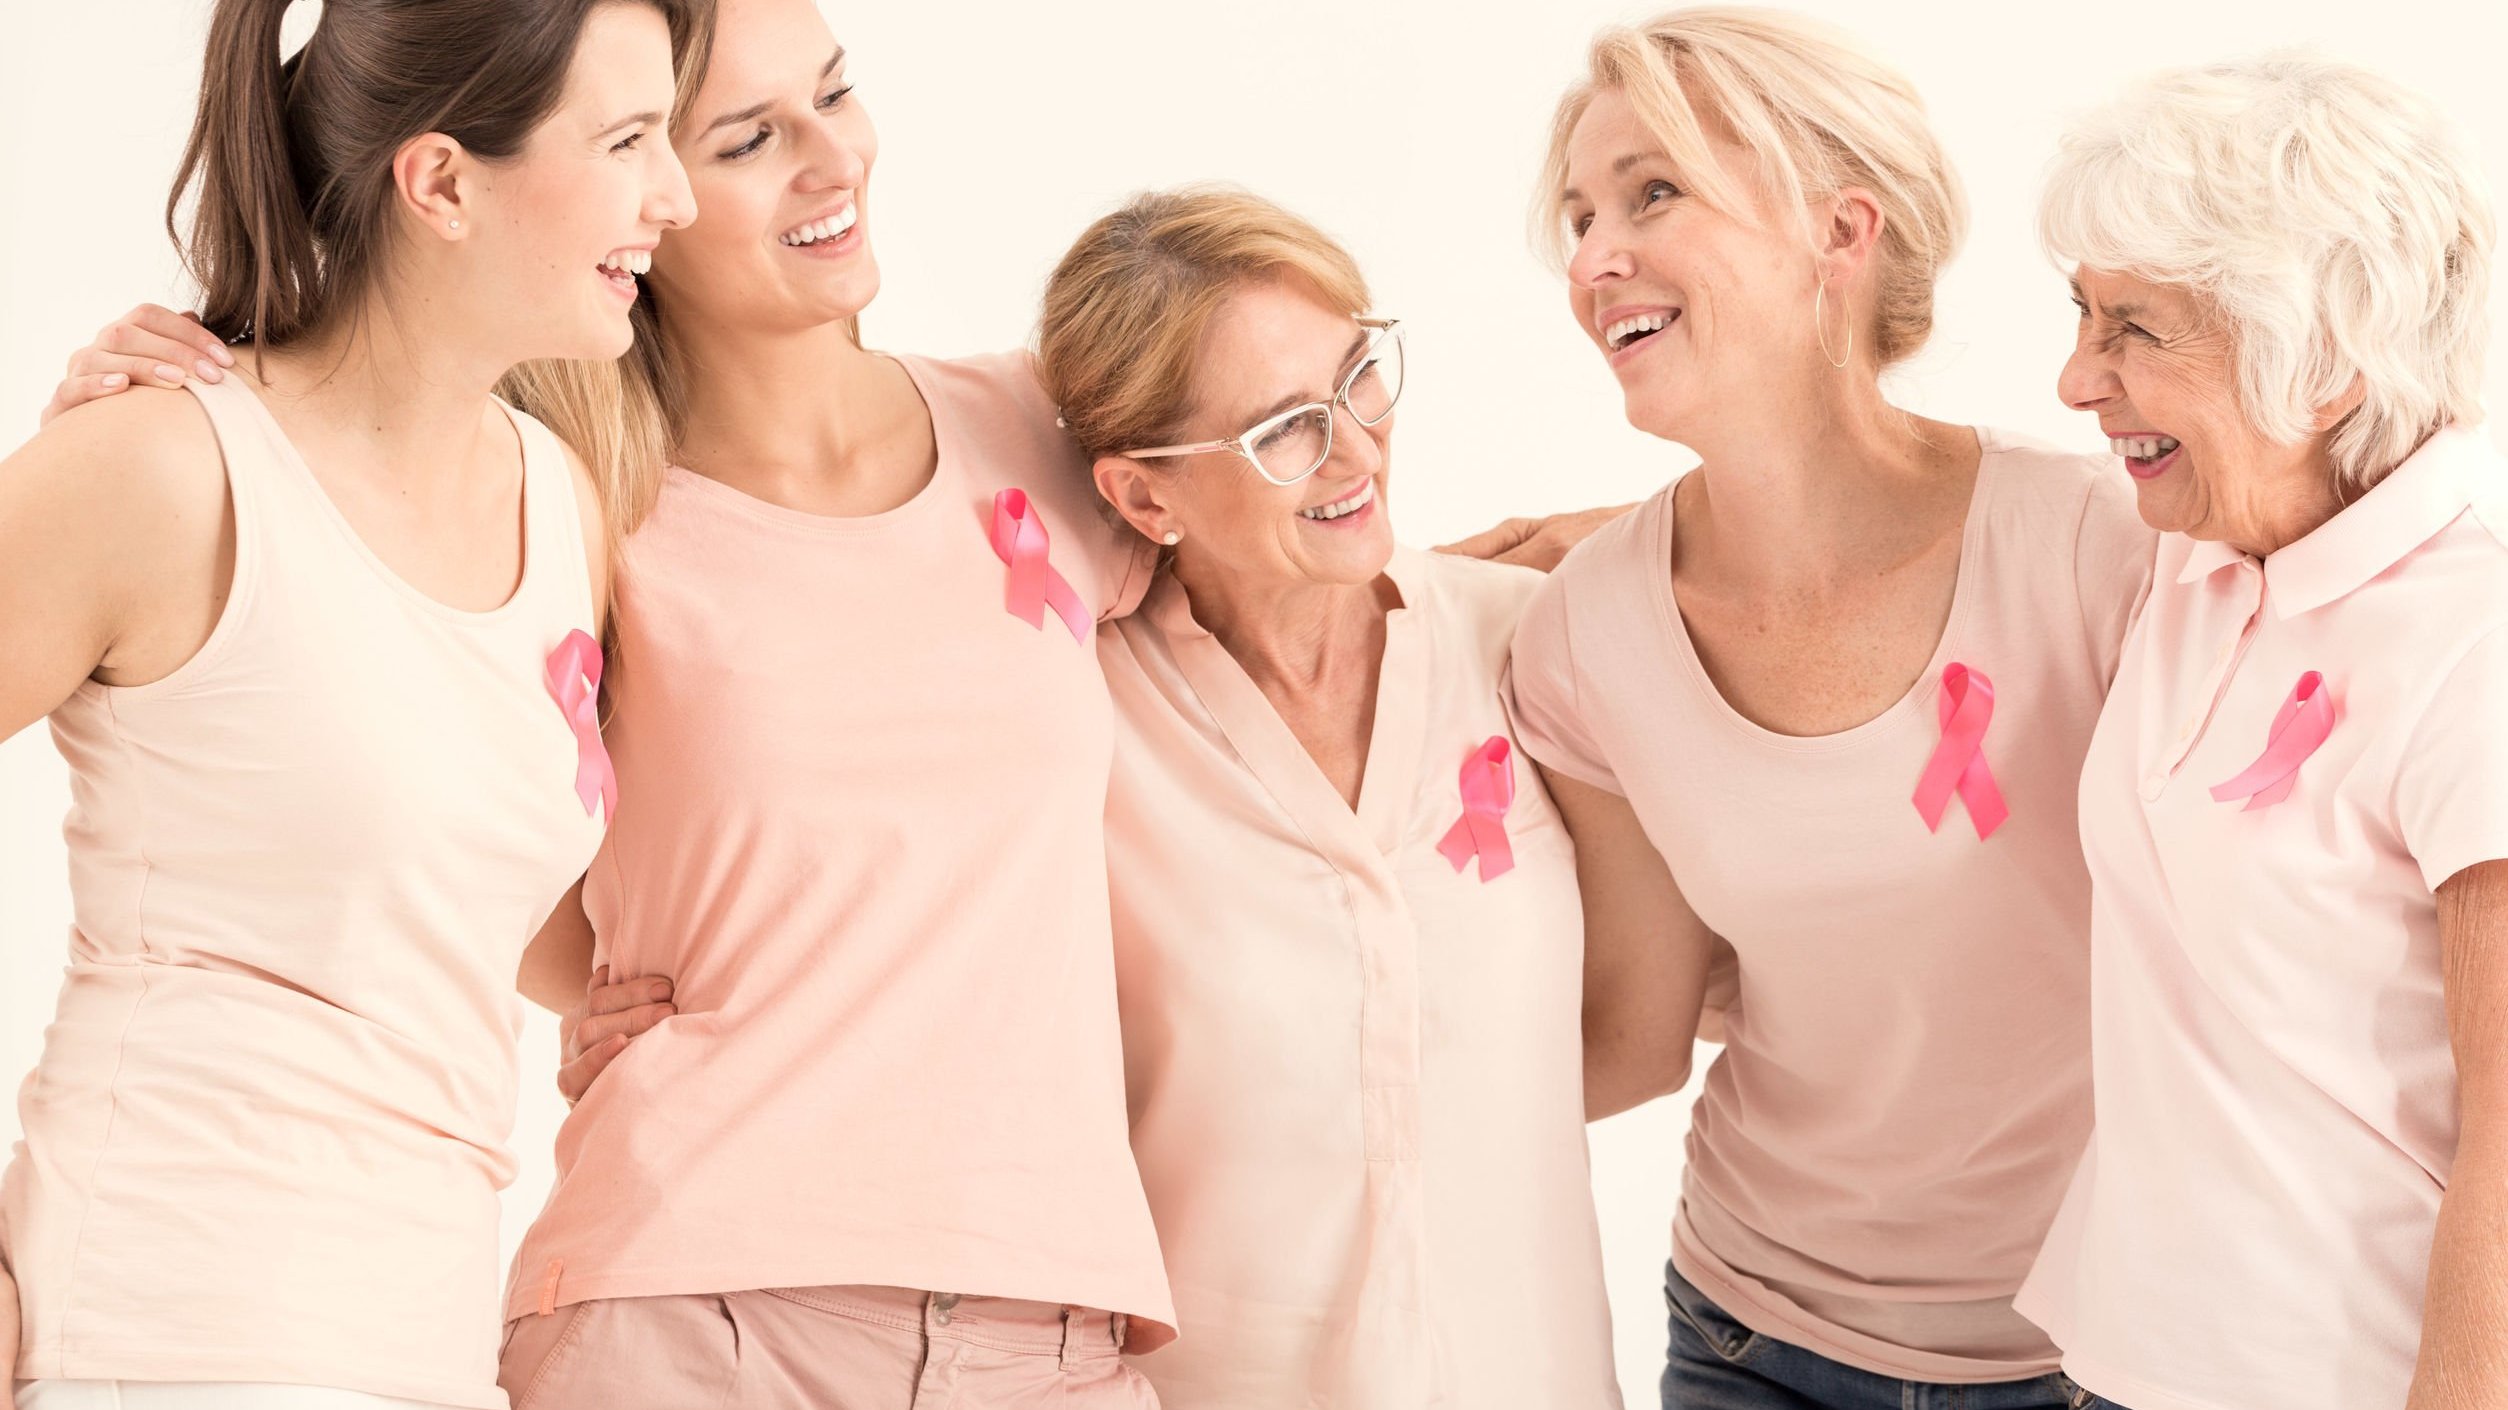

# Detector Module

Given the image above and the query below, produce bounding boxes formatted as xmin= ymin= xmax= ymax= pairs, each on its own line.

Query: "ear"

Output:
xmin=1815 ymin=186 xmax=1887 ymax=285
xmin=1093 ymin=454 xmax=1178 ymax=544
xmin=393 ymin=132 xmax=473 ymax=240
xmin=2312 ymin=372 xmax=2368 ymax=433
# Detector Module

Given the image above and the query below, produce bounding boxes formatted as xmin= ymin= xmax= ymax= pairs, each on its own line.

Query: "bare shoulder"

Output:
xmin=3 ymin=385 xmax=226 ymax=534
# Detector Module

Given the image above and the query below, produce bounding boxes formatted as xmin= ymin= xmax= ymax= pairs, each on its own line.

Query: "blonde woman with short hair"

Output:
xmin=1504 ymin=10 xmax=2153 ymax=1408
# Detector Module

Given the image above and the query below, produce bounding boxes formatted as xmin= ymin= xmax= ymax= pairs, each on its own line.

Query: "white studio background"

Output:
xmin=4 ymin=2 xmax=2505 ymax=1404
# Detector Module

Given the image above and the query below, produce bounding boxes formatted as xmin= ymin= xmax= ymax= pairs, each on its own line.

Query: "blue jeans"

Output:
xmin=1660 ymin=1264 xmax=2128 ymax=1410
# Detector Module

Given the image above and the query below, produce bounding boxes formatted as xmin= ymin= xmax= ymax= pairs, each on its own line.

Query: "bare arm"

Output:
xmin=1436 ymin=504 xmax=1639 ymax=574
xmin=1546 ymin=766 xmax=1719 ymax=1120
xmin=2408 ymin=859 xmax=2508 ymax=1410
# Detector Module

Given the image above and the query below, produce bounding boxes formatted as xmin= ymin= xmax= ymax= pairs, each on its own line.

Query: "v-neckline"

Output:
xmin=1149 ymin=550 xmax=1428 ymax=863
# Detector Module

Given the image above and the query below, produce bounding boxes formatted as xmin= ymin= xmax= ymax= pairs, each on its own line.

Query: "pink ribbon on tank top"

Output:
xmin=1437 ymin=736 xmax=1519 ymax=882
xmin=1912 ymin=663 xmax=2008 ymax=840
xmin=989 ymin=488 xmax=1090 ymax=643
xmin=545 ymin=629 xmax=616 ymax=821
xmin=2209 ymin=671 xmax=2334 ymax=811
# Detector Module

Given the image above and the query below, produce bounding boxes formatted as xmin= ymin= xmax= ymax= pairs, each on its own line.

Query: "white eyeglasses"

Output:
xmin=1122 ymin=318 xmax=1404 ymax=486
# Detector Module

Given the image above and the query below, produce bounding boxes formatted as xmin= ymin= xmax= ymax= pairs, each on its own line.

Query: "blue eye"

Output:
xmin=1641 ymin=180 xmax=1681 ymax=206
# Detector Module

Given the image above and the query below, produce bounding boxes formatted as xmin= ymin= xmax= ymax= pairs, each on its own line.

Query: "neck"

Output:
xmin=670 ymin=311 xmax=900 ymax=479
xmin=1672 ymin=364 xmax=1974 ymax=589
xmin=2231 ymin=456 xmax=2351 ymax=558
xmin=257 ymin=289 xmax=514 ymax=481
xmin=1174 ymin=555 xmax=1390 ymax=696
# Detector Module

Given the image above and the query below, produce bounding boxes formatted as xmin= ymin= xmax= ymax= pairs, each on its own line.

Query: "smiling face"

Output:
xmin=466 ymin=1 xmax=694 ymax=360
xmin=1100 ymin=279 xmax=1397 ymax=596
xmin=1558 ymin=86 xmax=1826 ymax=444
xmin=646 ymin=0 xmax=877 ymax=339
xmin=2060 ymin=266 xmax=2346 ymax=551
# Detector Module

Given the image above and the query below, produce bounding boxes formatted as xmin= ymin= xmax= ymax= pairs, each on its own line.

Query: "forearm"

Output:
xmin=516 ymin=877 xmax=596 ymax=1014
xmin=2407 ymin=1136 xmax=2508 ymax=1410
xmin=1583 ymin=1005 xmax=1693 ymax=1120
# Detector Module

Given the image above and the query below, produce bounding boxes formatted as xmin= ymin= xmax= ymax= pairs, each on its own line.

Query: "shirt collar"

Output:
xmin=2170 ymin=425 xmax=2489 ymax=618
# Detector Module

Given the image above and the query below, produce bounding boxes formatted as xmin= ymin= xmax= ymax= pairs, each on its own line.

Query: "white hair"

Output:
xmin=2040 ymin=53 xmax=2494 ymax=492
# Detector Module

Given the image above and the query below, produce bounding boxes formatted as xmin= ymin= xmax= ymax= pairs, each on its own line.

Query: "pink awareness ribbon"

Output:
xmin=1436 ymin=736 xmax=1518 ymax=882
xmin=1912 ymin=662 xmax=2009 ymax=840
xmin=544 ymin=629 xmax=616 ymax=820
xmin=2208 ymin=671 xmax=2333 ymax=810
xmin=988 ymin=489 xmax=1090 ymax=643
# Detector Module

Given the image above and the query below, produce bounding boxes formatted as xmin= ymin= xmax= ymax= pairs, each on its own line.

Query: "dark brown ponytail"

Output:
xmin=170 ymin=0 xmax=714 ymax=350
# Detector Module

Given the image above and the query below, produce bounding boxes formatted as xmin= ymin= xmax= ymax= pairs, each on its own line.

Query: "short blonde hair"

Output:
xmin=2041 ymin=54 xmax=2495 ymax=492
xmin=1038 ymin=186 xmax=1371 ymax=461
xmin=1535 ymin=7 xmax=1967 ymax=367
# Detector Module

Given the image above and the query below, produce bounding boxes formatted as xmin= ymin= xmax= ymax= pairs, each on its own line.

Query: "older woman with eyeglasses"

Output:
xmin=1037 ymin=187 xmax=1623 ymax=1409
xmin=2012 ymin=56 xmax=2508 ymax=1410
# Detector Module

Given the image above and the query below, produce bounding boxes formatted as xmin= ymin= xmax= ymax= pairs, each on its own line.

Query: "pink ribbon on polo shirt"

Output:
xmin=544 ymin=629 xmax=616 ymax=820
xmin=1437 ymin=736 xmax=1518 ymax=882
xmin=988 ymin=488 xmax=1090 ymax=643
xmin=1912 ymin=663 xmax=2008 ymax=840
xmin=2209 ymin=671 xmax=2334 ymax=811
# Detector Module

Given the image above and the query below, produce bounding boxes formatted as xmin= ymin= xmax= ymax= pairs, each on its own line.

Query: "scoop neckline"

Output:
xmin=1648 ymin=433 xmax=2000 ymax=754
xmin=663 ymin=353 xmax=950 ymax=534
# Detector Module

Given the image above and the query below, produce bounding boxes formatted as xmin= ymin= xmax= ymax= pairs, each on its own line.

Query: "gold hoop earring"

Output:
xmin=1813 ymin=277 xmax=1853 ymax=370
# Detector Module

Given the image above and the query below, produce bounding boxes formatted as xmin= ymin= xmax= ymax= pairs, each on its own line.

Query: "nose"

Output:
xmin=1323 ymin=401 xmax=1387 ymax=479
xmin=794 ymin=114 xmax=871 ymax=193
xmin=2057 ymin=330 xmax=2121 ymax=414
xmin=1566 ymin=214 xmax=1635 ymax=293
xmin=646 ymin=138 xmax=697 ymax=231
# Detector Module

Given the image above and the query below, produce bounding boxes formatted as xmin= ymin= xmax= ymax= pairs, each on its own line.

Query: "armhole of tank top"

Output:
xmin=91 ymin=378 xmax=267 ymax=703
xmin=503 ymin=402 xmax=600 ymax=631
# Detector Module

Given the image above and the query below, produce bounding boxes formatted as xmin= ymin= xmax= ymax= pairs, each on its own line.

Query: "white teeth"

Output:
xmin=780 ymin=206 xmax=861 ymax=246
xmin=2110 ymin=435 xmax=2182 ymax=460
xmin=599 ymin=250 xmax=651 ymax=276
xmin=1603 ymin=311 xmax=1675 ymax=350
xmin=1298 ymin=479 xmax=1376 ymax=522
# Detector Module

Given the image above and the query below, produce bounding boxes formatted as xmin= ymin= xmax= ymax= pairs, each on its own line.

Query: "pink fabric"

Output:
xmin=503 ymin=352 xmax=1173 ymax=1344
xmin=5 ymin=374 xmax=606 ymax=1407
xmin=498 ymin=1286 xmax=1153 ymax=1410
xmin=1103 ymin=549 xmax=1620 ymax=1409
xmin=2018 ymin=427 xmax=2508 ymax=1410
xmin=1504 ymin=430 xmax=2155 ymax=1382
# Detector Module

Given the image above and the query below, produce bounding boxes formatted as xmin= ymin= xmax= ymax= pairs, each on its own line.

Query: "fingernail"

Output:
xmin=649 ymin=981 xmax=671 ymax=999
xmin=196 ymin=359 xmax=224 ymax=382
xmin=211 ymin=344 xmax=235 ymax=366
xmin=102 ymin=373 xmax=127 ymax=387
xmin=155 ymin=364 xmax=184 ymax=384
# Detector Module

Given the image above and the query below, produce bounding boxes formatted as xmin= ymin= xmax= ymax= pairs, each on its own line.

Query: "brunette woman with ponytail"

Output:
xmin=0 ymin=1 xmax=700 ymax=1406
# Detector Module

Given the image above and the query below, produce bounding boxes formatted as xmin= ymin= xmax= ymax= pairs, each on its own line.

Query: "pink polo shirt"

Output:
xmin=501 ymin=352 xmax=1176 ymax=1343
xmin=2018 ymin=426 xmax=2508 ymax=1410
xmin=1102 ymin=548 xmax=1620 ymax=1409
xmin=1506 ymin=430 xmax=2155 ymax=1382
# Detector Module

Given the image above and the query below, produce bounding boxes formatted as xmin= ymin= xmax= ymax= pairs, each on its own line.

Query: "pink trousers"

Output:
xmin=498 ymin=1285 xmax=1159 ymax=1410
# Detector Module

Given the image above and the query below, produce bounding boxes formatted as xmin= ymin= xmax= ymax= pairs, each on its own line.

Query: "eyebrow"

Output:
xmin=1231 ymin=329 xmax=1373 ymax=429
xmin=696 ymin=48 xmax=847 ymax=137
xmin=1561 ymin=151 xmax=1666 ymax=206
xmin=597 ymin=109 xmax=670 ymax=138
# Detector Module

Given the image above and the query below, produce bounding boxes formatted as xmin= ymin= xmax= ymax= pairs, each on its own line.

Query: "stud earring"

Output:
xmin=1161 ymin=531 xmax=1181 ymax=546
xmin=448 ymin=219 xmax=460 ymax=230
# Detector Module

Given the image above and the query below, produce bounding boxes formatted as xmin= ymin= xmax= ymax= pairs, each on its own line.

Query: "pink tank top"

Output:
xmin=4 ymin=375 xmax=608 ymax=1408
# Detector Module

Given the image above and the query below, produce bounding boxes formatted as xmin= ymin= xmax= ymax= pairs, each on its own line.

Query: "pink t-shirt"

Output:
xmin=1103 ymin=548 xmax=1620 ymax=1409
xmin=502 ymin=352 xmax=1175 ymax=1343
xmin=6 ymin=377 xmax=605 ymax=1407
xmin=1506 ymin=430 xmax=2155 ymax=1382
xmin=2017 ymin=426 xmax=2508 ymax=1410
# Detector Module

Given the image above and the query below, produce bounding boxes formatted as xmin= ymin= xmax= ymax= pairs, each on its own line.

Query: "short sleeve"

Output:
xmin=2396 ymin=624 xmax=2508 ymax=892
xmin=2073 ymin=466 xmax=2159 ymax=688
xmin=1501 ymin=570 xmax=1624 ymax=796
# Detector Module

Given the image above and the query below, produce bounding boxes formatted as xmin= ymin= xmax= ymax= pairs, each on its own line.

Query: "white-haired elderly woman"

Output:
xmin=2012 ymin=56 xmax=2508 ymax=1410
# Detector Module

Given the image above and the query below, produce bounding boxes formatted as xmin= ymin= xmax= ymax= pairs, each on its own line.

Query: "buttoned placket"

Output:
xmin=2143 ymin=558 xmax=2268 ymax=802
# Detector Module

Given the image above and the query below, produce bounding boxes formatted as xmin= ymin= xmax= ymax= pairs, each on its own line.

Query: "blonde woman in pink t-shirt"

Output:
xmin=1504 ymin=11 xmax=2154 ymax=1410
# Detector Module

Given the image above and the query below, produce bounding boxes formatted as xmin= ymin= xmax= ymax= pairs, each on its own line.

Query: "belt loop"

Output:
xmin=1059 ymin=1306 xmax=1080 ymax=1369
xmin=1111 ymin=1311 xmax=1129 ymax=1353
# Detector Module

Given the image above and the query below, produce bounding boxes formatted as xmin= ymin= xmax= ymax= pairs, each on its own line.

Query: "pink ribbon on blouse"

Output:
xmin=544 ymin=629 xmax=616 ymax=820
xmin=988 ymin=488 xmax=1090 ymax=643
xmin=1912 ymin=662 xmax=2009 ymax=840
xmin=1437 ymin=736 xmax=1518 ymax=882
xmin=2209 ymin=671 xmax=2334 ymax=810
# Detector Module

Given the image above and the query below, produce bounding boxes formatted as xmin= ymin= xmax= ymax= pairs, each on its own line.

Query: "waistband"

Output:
xmin=755 ymin=1285 xmax=1131 ymax=1363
